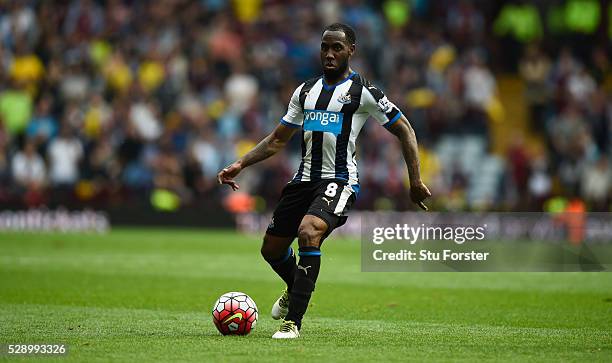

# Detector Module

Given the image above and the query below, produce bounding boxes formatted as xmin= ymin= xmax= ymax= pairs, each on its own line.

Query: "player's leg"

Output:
xmin=272 ymin=215 xmax=327 ymax=339
xmin=261 ymin=234 xmax=295 ymax=289
xmin=262 ymin=182 xmax=311 ymax=320
xmin=262 ymin=182 xmax=309 ymax=288
xmin=261 ymin=234 xmax=296 ymax=320
xmin=284 ymin=215 xmax=327 ymax=325
xmin=273 ymin=180 xmax=356 ymax=338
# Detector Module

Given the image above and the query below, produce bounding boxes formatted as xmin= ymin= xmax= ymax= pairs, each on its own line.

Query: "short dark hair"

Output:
xmin=322 ymin=23 xmax=356 ymax=45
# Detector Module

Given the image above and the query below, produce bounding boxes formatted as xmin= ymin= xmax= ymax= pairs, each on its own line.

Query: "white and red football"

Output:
xmin=211 ymin=292 xmax=258 ymax=335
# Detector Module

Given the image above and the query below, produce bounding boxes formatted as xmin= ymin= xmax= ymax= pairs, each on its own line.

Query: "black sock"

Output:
xmin=264 ymin=247 xmax=296 ymax=291
xmin=285 ymin=246 xmax=321 ymax=329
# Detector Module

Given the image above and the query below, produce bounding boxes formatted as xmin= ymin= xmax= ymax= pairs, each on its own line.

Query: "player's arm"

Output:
xmin=363 ymin=82 xmax=431 ymax=210
xmin=217 ymin=123 xmax=298 ymax=191
xmin=387 ymin=115 xmax=431 ymax=210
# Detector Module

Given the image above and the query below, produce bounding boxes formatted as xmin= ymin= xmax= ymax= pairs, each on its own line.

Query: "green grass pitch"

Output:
xmin=1 ymin=229 xmax=611 ymax=362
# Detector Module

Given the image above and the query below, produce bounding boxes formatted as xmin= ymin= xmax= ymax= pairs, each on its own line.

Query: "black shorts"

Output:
xmin=266 ymin=179 xmax=357 ymax=239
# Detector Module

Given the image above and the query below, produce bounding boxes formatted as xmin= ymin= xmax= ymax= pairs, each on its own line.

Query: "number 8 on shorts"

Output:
xmin=324 ymin=182 xmax=338 ymax=197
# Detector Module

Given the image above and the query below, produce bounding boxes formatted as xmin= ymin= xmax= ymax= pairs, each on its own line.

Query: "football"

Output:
xmin=211 ymin=292 xmax=258 ymax=335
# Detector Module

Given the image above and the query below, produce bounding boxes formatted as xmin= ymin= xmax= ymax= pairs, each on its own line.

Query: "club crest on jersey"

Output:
xmin=303 ymin=110 xmax=343 ymax=135
xmin=337 ymin=92 xmax=351 ymax=104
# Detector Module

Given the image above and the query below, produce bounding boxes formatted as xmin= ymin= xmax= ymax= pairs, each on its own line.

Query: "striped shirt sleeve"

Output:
xmin=280 ymin=83 xmax=305 ymax=128
xmin=362 ymin=84 xmax=402 ymax=129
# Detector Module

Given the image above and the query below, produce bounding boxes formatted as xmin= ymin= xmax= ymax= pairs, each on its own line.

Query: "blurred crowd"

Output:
xmin=0 ymin=0 xmax=610 ymax=213
xmin=516 ymin=44 xmax=611 ymax=211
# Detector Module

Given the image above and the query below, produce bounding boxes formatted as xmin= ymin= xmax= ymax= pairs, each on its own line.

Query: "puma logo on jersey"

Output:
xmin=322 ymin=197 xmax=333 ymax=206
xmin=297 ymin=265 xmax=311 ymax=275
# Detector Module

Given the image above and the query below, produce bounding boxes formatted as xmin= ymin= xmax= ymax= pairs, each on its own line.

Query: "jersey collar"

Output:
xmin=322 ymin=71 xmax=356 ymax=91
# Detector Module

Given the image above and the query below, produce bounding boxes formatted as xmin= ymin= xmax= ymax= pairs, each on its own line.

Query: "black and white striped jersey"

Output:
xmin=280 ymin=71 xmax=402 ymax=188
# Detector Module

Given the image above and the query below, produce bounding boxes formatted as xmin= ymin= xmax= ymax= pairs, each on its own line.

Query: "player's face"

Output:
xmin=320 ymin=31 xmax=354 ymax=80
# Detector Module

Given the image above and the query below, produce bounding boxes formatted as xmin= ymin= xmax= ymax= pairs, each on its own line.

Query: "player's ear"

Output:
xmin=348 ymin=43 xmax=355 ymax=56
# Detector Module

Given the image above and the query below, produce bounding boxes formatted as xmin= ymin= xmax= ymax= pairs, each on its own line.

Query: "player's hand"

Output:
xmin=217 ymin=162 xmax=242 ymax=191
xmin=410 ymin=181 xmax=431 ymax=211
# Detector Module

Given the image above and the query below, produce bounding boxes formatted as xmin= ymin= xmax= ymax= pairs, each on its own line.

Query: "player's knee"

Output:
xmin=297 ymin=223 xmax=324 ymax=247
xmin=260 ymin=235 xmax=287 ymax=261
xmin=260 ymin=239 xmax=278 ymax=261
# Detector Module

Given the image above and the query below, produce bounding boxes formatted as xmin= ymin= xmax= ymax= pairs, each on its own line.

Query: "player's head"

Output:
xmin=320 ymin=23 xmax=356 ymax=80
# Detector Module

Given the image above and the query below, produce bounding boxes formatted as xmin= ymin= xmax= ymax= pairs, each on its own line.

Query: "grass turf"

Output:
xmin=0 ymin=229 xmax=611 ymax=362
